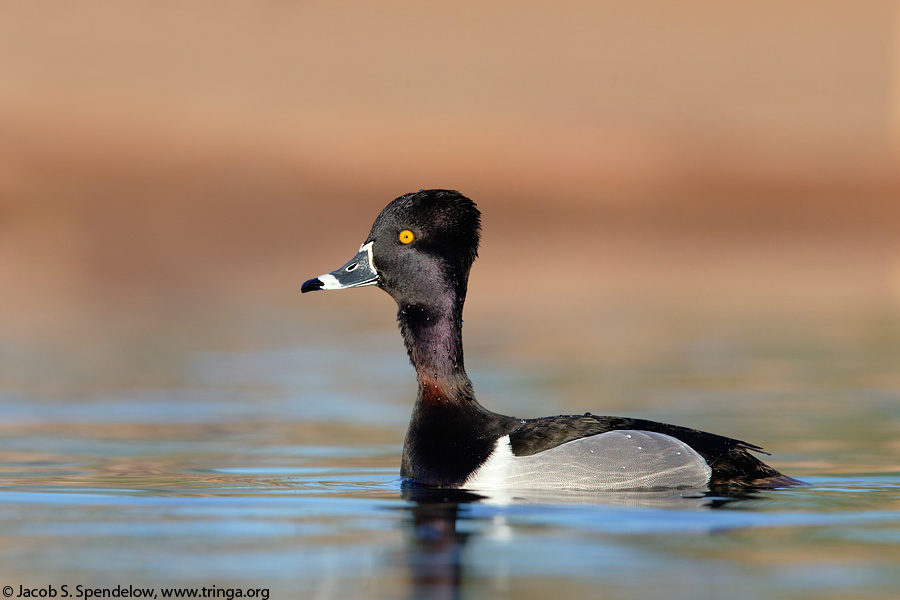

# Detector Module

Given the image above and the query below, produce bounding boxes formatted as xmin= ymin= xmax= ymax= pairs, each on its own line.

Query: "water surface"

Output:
xmin=1 ymin=302 xmax=898 ymax=600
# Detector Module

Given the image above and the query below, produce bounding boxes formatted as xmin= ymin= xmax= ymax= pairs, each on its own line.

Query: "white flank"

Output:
xmin=464 ymin=431 xmax=711 ymax=492
xmin=464 ymin=436 xmax=517 ymax=489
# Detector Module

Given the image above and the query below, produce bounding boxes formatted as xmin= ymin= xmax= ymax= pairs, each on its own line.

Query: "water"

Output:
xmin=2 ymin=302 xmax=899 ymax=600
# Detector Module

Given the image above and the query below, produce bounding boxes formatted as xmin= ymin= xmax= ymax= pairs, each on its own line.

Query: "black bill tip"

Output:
xmin=301 ymin=277 xmax=324 ymax=293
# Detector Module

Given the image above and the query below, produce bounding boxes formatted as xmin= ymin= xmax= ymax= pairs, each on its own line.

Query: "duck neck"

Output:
xmin=396 ymin=285 xmax=519 ymax=487
xmin=397 ymin=299 xmax=474 ymax=405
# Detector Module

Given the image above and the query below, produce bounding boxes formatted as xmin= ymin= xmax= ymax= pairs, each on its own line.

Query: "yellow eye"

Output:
xmin=398 ymin=230 xmax=415 ymax=244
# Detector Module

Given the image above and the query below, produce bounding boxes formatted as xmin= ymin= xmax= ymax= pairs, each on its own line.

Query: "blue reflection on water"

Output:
xmin=1 ymin=320 xmax=899 ymax=600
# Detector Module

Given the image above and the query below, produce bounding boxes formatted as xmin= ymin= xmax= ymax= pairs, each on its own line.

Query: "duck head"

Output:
xmin=301 ymin=189 xmax=481 ymax=311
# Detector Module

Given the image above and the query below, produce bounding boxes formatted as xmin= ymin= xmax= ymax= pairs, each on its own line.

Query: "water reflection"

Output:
xmin=2 ymin=303 xmax=899 ymax=598
xmin=397 ymin=484 xmax=757 ymax=600
xmin=400 ymin=490 xmax=477 ymax=600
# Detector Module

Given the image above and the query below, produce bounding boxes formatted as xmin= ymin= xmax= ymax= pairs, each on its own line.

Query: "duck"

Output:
xmin=301 ymin=189 xmax=802 ymax=491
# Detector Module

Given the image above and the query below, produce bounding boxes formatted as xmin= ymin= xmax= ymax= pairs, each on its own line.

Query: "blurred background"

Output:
xmin=1 ymin=1 xmax=899 ymax=387
xmin=3 ymin=5 xmax=900 ymax=596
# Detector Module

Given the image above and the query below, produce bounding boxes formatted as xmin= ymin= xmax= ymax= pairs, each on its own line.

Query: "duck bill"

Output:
xmin=301 ymin=241 xmax=379 ymax=293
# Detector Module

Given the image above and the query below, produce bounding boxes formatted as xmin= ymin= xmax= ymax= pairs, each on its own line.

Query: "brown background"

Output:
xmin=2 ymin=1 xmax=899 ymax=344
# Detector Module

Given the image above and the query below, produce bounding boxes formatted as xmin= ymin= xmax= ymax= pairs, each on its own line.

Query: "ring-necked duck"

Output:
xmin=302 ymin=189 xmax=801 ymax=491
